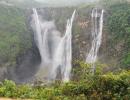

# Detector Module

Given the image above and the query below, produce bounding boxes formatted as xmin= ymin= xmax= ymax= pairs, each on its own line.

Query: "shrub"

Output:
xmin=0 ymin=70 xmax=130 ymax=99
xmin=0 ymin=79 xmax=17 ymax=97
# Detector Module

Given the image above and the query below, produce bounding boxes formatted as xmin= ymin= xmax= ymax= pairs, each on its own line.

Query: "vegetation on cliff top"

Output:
xmin=106 ymin=2 xmax=130 ymax=69
xmin=0 ymin=5 xmax=32 ymax=66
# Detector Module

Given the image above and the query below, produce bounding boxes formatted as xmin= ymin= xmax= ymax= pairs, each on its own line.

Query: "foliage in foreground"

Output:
xmin=1 ymin=69 xmax=130 ymax=100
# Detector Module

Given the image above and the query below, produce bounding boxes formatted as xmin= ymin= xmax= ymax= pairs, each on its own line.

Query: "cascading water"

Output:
xmin=86 ymin=8 xmax=104 ymax=72
xmin=32 ymin=8 xmax=76 ymax=82
xmin=32 ymin=8 xmax=51 ymax=64
xmin=52 ymin=10 xmax=76 ymax=82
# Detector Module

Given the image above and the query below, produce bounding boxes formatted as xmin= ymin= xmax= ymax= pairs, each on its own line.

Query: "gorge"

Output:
xmin=0 ymin=0 xmax=130 ymax=99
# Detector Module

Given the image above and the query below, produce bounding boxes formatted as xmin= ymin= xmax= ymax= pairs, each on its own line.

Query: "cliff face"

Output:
xmin=0 ymin=6 xmax=94 ymax=83
xmin=0 ymin=3 xmax=129 ymax=83
xmin=0 ymin=5 xmax=40 ymax=83
xmin=0 ymin=6 xmax=104 ymax=83
xmin=34 ymin=7 xmax=94 ymax=62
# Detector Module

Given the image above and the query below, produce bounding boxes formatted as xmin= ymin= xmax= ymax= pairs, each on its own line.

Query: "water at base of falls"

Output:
xmin=31 ymin=8 xmax=76 ymax=82
xmin=86 ymin=8 xmax=104 ymax=73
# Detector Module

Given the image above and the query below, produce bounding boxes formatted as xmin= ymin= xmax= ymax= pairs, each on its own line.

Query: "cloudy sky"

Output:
xmin=34 ymin=0 xmax=97 ymax=5
xmin=35 ymin=0 xmax=96 ymax=3
xmin=2 ymin=0 xmax=98 ymax=7
xmin=35 ymin=0 xmax=94 ymax=2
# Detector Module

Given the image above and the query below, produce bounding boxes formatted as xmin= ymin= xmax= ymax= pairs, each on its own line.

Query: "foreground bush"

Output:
xmin=0 ymin=70 xmax=130 ymax=100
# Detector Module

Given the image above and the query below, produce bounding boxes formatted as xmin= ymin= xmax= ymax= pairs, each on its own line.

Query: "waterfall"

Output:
xmin=63 ymin=10 xmax=76 ymax=82
xmin=32 ymin=8 xmax=76 ymax=82
xmin=50 ymin=10 xmax=76 ymax=82
xmin=32 ymin=8 xmax=50 ymax=64
xmin=52 ymin=10 xmax=76 ymax=82
xmin=86 ymin=8 xmax=104 ymax=72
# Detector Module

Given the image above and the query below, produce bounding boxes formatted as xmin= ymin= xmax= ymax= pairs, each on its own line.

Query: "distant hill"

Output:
xmin=0 ymin=0 xmax=49 ymax=8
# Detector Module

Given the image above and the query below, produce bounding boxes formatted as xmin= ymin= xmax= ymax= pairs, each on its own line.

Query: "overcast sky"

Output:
xmin=2 ymin=0 xmax=98 ymax=7
xmin=35 ymin=0 xmax=95 ymax=2
xmin=34 ymin=0 xmax=97 ymax=5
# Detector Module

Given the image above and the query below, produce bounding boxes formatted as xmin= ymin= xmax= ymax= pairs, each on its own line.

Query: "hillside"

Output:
xmin=0 ymin=0 xmax=130 ymax=99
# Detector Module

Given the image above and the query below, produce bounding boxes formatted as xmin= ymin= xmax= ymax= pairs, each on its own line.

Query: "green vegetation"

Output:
xmin=106 ymin=2 xmax=130 ymax=68
xmin=100 ymin=0 xmax=127 ymax=8
xmin=0 ymin=61 xmax=129 ymax=99
xmin=0 ymin=5 xmax=32 ymax=66
xmin=1 ymin=69 xmax=130 ymax=99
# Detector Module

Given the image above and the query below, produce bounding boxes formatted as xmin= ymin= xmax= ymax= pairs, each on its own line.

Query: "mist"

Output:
xmin=0 ymin=0 xmax=98 ymax=7
xmin=35 ymin=0 xmax=97 ymax=6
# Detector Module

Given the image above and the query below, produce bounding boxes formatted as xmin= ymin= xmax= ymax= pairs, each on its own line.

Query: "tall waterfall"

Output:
xmin=32 ymin=8 xmax=76 ymax=82
xmin=52 ymin=10 xmax=76 ymax=82
xmin=33 ymin=9 xmax=50 ymax=64
xmin=86 ymin=8 xmax=104 ymax=72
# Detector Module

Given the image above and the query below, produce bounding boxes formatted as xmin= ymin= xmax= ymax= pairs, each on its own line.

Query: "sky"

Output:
xmin=34 ymin=0 xmax=97 ymax=5
xmin=35 ymin=0 xmax=94 ymax=2
xmin=2 ymin=0 xmax=98 ymax=7
xmin=35 ymin=0 xmax=96 ymax=3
